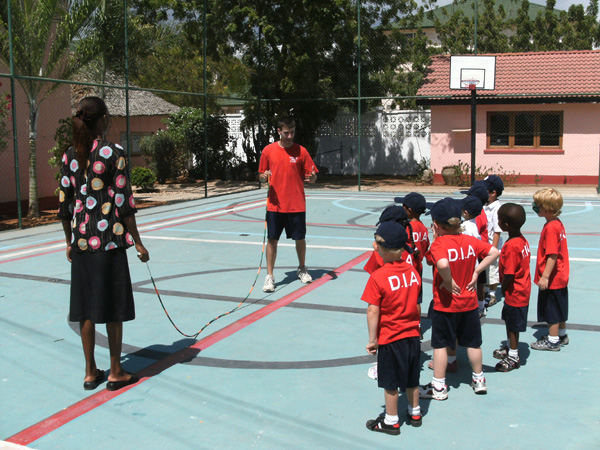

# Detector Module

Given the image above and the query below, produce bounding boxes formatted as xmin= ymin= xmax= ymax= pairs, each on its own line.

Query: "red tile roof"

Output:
xmin=417 ymin=50 xmax=600 ymax=102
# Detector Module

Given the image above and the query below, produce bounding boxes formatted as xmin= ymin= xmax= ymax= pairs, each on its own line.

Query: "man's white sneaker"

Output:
xmin=297 ymin=266 xmax=313 ymax=283
xmin=263 ymin=275 xmax=275 ymax=292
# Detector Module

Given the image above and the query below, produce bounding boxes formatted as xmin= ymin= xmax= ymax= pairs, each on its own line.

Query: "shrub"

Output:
xmin=139 ymin=132 xmax=182 ymax=183
xmin=131 ymin=166 xmax=157 ymax=191
xmin=165 ymin=108 xmax=239 ymax=180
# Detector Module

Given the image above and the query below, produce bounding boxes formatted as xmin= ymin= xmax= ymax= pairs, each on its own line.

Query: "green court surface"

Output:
xmin=1 ymin=188 xmax=599 ymax=449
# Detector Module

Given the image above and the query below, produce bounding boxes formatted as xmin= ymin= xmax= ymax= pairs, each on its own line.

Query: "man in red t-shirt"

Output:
xmin=258 ymin=117 xmax=318 ymax=292
xmin=493 ymin=203 xmax=531 ymax=372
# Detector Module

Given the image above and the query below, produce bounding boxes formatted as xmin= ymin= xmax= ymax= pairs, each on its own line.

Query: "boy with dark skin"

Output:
xmin=493 ymin=203 xmax=531 ymax=371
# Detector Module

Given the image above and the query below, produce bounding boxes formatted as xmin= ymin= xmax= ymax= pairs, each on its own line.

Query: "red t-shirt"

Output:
xmin=429 ymin=234 xmax=493 ymax=312
xmin=499 ymin=235 xmax=531 ymax=307
xmin=535 ymin=219 xmax=569 ymax=289
xmin=361 ymin=261 xmax=421 ymax=345
xmin=409 ymin=219 xmax=430 ymax=276
xmin=476 ymin=211 xmax=488 ymax=243
xmin=258 ymin=142 xmax=317 ymax=213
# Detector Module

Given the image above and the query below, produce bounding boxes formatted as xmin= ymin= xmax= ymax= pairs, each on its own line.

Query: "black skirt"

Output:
xmin=69 ymin=247 xmax=135 ymax=324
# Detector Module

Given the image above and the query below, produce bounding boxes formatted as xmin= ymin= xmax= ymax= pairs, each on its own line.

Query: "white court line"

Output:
xmin=139 ymin=200 xmax=267 ymax=231
xmin=0 ymin=243 xmax=65 ymax=261
xmin=142 ymin=236 xmax=600 ymax=261
xmin=143 ymin=235 xmax=369 ymax=251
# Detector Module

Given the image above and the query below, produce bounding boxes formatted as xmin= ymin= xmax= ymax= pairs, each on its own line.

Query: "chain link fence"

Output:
xmin=1 ymin=1 xmax=599 ymax=228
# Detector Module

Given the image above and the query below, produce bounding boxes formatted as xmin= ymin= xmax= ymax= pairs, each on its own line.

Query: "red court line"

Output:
xmin=6 ymin=251 xmax=371 ymax=446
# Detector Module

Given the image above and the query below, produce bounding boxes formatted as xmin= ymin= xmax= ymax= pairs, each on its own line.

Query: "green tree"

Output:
xmin=131 ymin=0 xmax=421 ymax=168
xmin=165 ymin=108 xmax=234 ymax=180
xmin=532 ymin=0 xmax=562 ymax=51
xmin=0 ymin=0 xmax=108 ymax=217
xmin=510 ymin=0 xmax=535 ymax=52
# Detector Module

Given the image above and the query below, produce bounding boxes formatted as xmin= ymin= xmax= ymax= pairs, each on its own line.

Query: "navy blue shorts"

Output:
xmin=266 ymin=211 xmax=306 ymax=240
xmin=431 ymin=308 xmax=482 ymax=350
xmin=501 ymin=303 xmax=529 ymax=333
xmin=377 ymin=337 xmax=421 ymax=392
xmin=537 ymin=287 xmax=568 ymax=324
xmin=477 ymin=269 xmax=487 ymax=284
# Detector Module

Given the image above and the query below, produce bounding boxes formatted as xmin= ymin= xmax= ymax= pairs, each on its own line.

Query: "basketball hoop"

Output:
xmin=461 ymin=80 xmax=480 ymax=91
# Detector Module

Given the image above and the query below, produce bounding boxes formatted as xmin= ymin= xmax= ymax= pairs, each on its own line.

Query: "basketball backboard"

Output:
xmin=450 ymin=55 xmax=496 ymax=90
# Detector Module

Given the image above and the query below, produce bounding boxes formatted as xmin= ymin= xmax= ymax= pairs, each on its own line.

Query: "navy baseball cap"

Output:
xmin=461 ymin=195 xmax=483 ymax=217
xmin=460 ymin=181 xmax=489 ymax=204
xmin=375 ymin=221 xmax=413 ymax=253
xmin=376 ymin=205 xmax=408 ymax=225
xmin=430 ymin=197 xmax=462 ymax=224
xmin=394 ymin=192 xmax=427 ymax=214
xmin=484 ymin=175 xmax=504 ymax=194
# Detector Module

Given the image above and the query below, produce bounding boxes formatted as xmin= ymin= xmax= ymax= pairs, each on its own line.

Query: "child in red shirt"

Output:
xmin=363 ymin=221 xmax=422 ymax=435
xmin=493 ymin=203 xmax=531 ymax=371
xmin=530 ymin=188 xmax=570 ymax=351
xmin=420 ymin=198 xmax=499 ymax=400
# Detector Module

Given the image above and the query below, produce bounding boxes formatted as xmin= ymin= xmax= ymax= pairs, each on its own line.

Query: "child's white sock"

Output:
xmin=432 ymin=377 xmax=445 ymax=390
xmin=508 ymin=348 xmax=519 ymax=359
xmin=384 ymin=414 xmax=399 ymax=425
xmin=408 ymin=405 xmax=421 ymax=416
xmin=547 ymin=335 xmax=559 ymax=344
xmin=472 ymin=371 xmax=484 ymax=382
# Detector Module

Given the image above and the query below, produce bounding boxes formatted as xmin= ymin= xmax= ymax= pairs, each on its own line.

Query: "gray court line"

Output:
xmin=5 ymin=269 xmax=600 ymax=370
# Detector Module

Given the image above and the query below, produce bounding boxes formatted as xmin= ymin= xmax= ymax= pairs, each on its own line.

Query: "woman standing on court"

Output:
xmin=57 ymin=96 xmax=149 ymax=391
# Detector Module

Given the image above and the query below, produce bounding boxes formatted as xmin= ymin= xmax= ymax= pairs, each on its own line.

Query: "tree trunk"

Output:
xmin=27 ymin=104 xmax=39 ymax=218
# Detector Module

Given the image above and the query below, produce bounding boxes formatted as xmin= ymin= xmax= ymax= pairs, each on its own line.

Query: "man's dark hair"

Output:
xmin=277 ymin=116 xmax=296 ymax=130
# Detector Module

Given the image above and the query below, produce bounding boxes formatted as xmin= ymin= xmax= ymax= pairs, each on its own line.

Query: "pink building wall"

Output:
xmin=430 ymin=103 xmax=600 ymax=185
xmin=0 ymin=75 xmax=71 ymax=214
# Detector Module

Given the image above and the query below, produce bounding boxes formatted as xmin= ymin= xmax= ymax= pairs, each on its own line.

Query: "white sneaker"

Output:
xmin=297 ymin=266 xmax=313 ymax=283
xmin=470 ymin=377 xmax=487 ymax=395
xmin=367 ymin=363 xmax=378 ymax=380
xmin=419 ymin=382 xmax=448 ymax=400
xmin=263 ymin=275 xmax=275 ymax=292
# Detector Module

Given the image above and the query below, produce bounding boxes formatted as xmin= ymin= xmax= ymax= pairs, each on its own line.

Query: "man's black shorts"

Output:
xmin=266 ymin=211 xmax=306 ymax=240
xmin=377 ymin=336 xmax=421 ymax=392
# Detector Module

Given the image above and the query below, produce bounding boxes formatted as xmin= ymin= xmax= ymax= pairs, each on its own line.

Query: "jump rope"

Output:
xmin=142 ymin=179 xmax=270 ymax=339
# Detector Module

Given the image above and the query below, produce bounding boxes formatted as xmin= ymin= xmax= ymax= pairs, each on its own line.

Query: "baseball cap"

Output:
xmin=394 ymin=192 xmax=427 ymax=214
xmin=430 ymin=197 xmax=462 ymax=224
xmin=461 ymin=195 xmax=483 ymax=217
xmin=460 ymin=181 xmax=489 ymax=204
xmin=376 ymin=205 xmax=408 ymax=225
xmin=483 ymin=175 xmax=504 ymax=194
xmin=374 ymin=221 xmax=413 ymax=253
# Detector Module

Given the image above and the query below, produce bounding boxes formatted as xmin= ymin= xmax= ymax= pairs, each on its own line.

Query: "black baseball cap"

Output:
xmin=376 ymin=205 xmax=408 ymax=225
xmin=484 ymin=175 xmax=504 ymax=194
xmin=394 ymin=192 xmax=427 ymax=215
xmin=461 ymin=195 xmax=483 ymax=217
xmin=460 ymin=181 xmax=489 ymax=204
xmin=430 ymin=197 xmax=462 ymax=224
xmin=375 ymin=221 xmax=413 ymax=253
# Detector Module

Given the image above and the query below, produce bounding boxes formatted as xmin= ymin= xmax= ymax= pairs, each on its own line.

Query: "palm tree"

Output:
xmin=0 ymin=0 xmax=109 ymax=217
